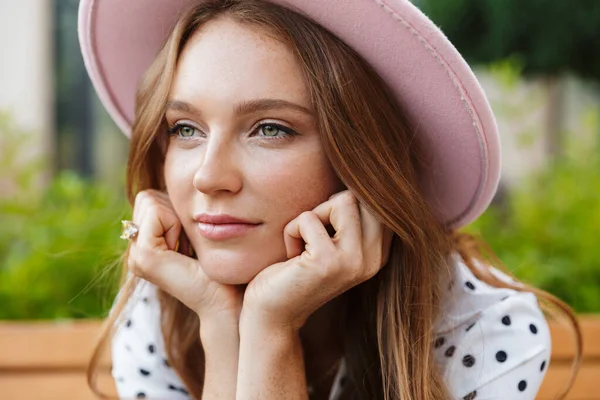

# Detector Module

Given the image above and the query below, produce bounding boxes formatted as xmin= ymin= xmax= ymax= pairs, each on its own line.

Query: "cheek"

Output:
xmin=162 ymin=145 xmax=342 ymax=285
xmin=198 ymin=153 xmax=342 ymax=285
xmin=261 ymin=150 xmax=342 ymax=222
xmin=164 ymin=149 xmax=195 ymax=210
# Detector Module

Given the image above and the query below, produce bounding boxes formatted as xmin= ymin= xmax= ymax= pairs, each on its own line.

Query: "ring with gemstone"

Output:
xmin=120 ymin=220 xmax=139 ymax=240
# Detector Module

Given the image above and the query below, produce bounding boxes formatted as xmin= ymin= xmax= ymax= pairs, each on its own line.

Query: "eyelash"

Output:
xmin=166 ymin=122 xmax=298 ymax=141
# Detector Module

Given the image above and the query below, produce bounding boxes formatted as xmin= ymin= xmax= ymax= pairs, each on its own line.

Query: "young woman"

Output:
xmin=80 ymin=0 xmax=582 ymax=399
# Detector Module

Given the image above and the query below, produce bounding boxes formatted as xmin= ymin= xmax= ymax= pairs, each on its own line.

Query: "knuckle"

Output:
xmin=336 ymin=191 xmax=357 ymax=206
xmin=299 ymin=210 xmax=317 ymax=223
xmin=283 ymin=220 xmax=294 ymax=235
xmin=134 ymin=190 xmax=148 ymax=207
xmin=135 ymin=189 xmax=162 ymax=209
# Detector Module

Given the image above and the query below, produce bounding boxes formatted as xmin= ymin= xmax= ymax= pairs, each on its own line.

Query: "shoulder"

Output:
xmin=434 ymin=253 xmax=540 ymax=332
xmin=433 ymin=254 xmax=552 ymax=398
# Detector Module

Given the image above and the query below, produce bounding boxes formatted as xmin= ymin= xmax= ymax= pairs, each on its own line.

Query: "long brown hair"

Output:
xmin=87 ymin=1 xmax=582 ymax=399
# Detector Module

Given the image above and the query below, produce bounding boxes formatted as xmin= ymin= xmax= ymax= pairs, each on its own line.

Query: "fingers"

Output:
xmin=311 ymin=191 xmax=362 ymax=256
xmin=132 ymin=189 xmax=171 ymax=229
xmin=357 ymin=202 xmax=392 ymax=276
xmin=135 ymin=195 xmax=181 ymax=251
xmin=283 ymin=189 xmax=392 ymax=281
xmin=284 ymin=211 xmax=336 ymax=260
xmin=137 ymin=206 xmax=181 ymax=251
xmin=283 ymin=190 xmax=362 ymax=268
xmin=128 ymin=189 xmax=194 ymax=290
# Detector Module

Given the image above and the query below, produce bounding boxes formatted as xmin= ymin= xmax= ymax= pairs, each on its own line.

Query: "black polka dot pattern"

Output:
xmin=463 ymin=391 xmax=477 ymax=400
xmin=110 ymin=261 xmax=551 ymax=400
xmin=112 ymin=285 xmax=195 ymax=399
xmin=462 ymin=354 xmax=476 ymax=367
xmin=434 ymin=337 xmax=446 ymax=348
xmin=530 ymin=324 xmax=538 ymax=334
xmin=496 ymin=351 xmax=507 ymax=363
xmin=168 ymin=384 xmax=189 ymax=394
xmin=518 ymin=380 xmax=528 ymax=391
xmin=426 ymin=260 xmax=550 ymax=400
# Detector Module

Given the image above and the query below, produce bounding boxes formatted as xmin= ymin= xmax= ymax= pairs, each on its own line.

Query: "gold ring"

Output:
xmin=120 ymin=220 xmax=139 ymax=240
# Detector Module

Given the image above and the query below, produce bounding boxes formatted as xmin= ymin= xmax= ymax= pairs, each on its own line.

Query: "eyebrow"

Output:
xmin=166 ymin=98 xmax=313 ymax=117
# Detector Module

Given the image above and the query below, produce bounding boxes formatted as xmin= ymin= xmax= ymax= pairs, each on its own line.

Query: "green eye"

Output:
xmin=180 ymin=126 xmax=195 ymax=137
xmin=261 ymin=124 xmax=280 ymax=137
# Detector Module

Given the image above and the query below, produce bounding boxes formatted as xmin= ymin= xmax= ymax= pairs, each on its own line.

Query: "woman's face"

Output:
xmin=164 ymin=17 xmax=343 ymax=285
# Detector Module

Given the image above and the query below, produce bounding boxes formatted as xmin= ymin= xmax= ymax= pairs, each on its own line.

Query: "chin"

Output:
xmin=197 ymin=252 xmax=272 ymax=285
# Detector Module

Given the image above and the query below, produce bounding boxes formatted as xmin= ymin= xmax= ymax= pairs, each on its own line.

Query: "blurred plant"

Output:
xmin=420 ymin=0 xmax=600 ymax=160
xmin=2 ymin=106 xmax=600 ymax=319
xmin=420 ymin=0 xmax=600 ymax=79
xmin=466 ymin=135 xmax=600 ymax=313
xmin=418 ymin=2 xmax=600 ymax=309
xmin=0 ymin=111 xmax=128 ymax=320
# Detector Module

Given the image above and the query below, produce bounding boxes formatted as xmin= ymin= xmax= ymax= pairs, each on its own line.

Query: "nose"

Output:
xmin=192 ymin=133 xmax=243 ymax=195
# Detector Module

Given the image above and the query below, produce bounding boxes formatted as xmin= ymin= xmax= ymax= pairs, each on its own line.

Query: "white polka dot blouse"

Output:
xmin=109 ymin=254 xmax=551 ymax=399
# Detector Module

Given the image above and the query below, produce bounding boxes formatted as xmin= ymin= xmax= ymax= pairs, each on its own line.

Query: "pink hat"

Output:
xmin=78 ymin=0 xmax=501 ymax=229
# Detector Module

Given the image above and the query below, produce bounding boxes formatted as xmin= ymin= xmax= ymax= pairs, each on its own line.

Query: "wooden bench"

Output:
xmin=537 ymin=316 xmax=600 ymax=399
xmin=0 ymin=320 xmax=116 ymax=400
xmin=0 ymin=316 xmax=598 ymax=399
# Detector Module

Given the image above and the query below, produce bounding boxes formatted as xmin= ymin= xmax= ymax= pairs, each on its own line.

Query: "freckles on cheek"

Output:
xmin=261 ymin=158 xmax=335 ymax=213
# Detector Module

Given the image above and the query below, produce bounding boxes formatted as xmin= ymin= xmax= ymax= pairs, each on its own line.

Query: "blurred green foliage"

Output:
xmin=1 ymin=105 xmax=599 ymax=319
xmin=0 ymin=112 xmax=128 ymax=320
xmin=466 ymin=140 xmax=600 ymax=313
xmin=420 ymin=0 xmax=600 ymax=80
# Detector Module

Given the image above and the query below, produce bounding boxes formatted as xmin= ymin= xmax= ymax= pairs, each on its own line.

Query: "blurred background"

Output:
xmin=0 ymin=0 xmax=599 ymax=399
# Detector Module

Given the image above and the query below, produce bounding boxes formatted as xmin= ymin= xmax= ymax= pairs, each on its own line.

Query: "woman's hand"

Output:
xmin=126 ymin=189 xmax=243 ymax=322
xmin=241 ymin=190 xmax=393 ymax=331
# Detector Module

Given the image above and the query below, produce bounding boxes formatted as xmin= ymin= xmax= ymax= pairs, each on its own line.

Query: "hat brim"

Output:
xmin=78 ymin=0 xmax=501 ymax=229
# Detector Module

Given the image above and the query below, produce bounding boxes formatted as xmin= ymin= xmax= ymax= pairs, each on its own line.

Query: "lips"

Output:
xmin=196 ymin=222 xmax=259 ymax=240
xmin=193 ymin=213 xmax=259 ymax=225
xmin=193 ymin=213 xmax=261 ymax=241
